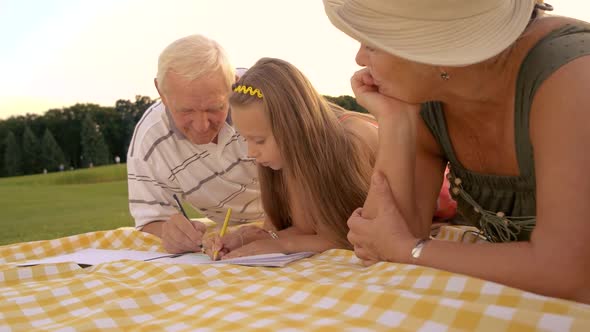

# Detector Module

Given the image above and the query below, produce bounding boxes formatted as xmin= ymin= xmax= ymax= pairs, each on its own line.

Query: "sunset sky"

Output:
xmin=0 ymin=0 xmax=588 ymax=119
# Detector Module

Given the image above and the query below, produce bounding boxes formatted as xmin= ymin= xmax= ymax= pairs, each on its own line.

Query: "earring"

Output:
xmin=534 ymin=2 xmax=553 ymax=12
xmin=438 ymin=67 xmax=451 ymax=81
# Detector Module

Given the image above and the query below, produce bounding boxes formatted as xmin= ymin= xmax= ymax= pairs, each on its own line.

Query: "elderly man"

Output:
xmin=127 ymin=35 xmax=263 ymax=253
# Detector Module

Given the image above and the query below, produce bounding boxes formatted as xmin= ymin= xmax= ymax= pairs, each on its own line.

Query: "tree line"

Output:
xmin=0 ymin=94 xmax=366 ymax=178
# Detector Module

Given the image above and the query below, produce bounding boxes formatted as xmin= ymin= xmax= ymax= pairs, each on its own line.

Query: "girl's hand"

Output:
xmin=221 ymin=239 xmax=285 ymax=259
xmin=351 ymin=68 xmax=420 ymax=121
xmin=347 ymin=172 xmax=418 ymax=264
xmin=202 ymin=233 xmax=229 ymax=260
xmin=203 ymin=225 xmax=269 ymax=260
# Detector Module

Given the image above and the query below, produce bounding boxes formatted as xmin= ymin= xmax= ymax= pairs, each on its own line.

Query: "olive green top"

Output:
xmin=420 ymin=23 xmax=590 ymax=242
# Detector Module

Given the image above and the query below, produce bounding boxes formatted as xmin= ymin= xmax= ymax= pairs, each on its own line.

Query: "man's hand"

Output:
xmin=159 ymin=214 xmax=206 ymax=253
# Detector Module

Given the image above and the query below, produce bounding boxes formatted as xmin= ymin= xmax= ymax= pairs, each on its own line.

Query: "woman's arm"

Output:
xmin=350 ymin=171 xmax=590 ymax=303
xmin=349 ymin=69 xmax=445 ymax=239
xmin=428 ymin=57 xmax=590 ymax=302
xmin=362 ymin=112 xmax=446 ymax=238
xmin=349 ymin=57 xmax=590 ymax=303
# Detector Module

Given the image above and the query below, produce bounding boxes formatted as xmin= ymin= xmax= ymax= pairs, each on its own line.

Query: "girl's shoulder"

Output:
xmin=338 ymin=112 xmax=379 ymax=151
xmin=337 ymin=111 xmax=377 ymax=127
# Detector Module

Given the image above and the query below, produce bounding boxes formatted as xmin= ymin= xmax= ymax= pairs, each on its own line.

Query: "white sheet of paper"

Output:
xmin=18 ymin=249 xmax=314 ymax=268
xmin=157 ymin=252 xmax=315 ymax=267
xmin=18 ymin=249 xmax=177 ymax=266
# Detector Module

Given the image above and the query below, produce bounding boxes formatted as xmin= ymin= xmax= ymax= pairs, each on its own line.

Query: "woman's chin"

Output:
xmin=379 ymin=87 xmax=423 ymax=105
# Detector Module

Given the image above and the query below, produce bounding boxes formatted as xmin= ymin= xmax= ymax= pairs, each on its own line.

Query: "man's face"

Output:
xmin=158 ymin=70 xmax=230 ymax=145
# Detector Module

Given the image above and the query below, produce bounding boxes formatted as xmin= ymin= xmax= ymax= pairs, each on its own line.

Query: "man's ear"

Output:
xmin=154 ymin=78 xmax=167 ymax=106
xmin=154 ymin=78 xmax=162 ymax=96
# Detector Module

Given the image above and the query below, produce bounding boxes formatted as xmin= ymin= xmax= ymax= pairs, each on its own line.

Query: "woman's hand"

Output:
xmin=347 ymin=172 xmax=418 ymax=264
xmin=351 ymin=68 xmax=420 ymax=121
xmin=221 ymin=239 xmax=285 ymax=259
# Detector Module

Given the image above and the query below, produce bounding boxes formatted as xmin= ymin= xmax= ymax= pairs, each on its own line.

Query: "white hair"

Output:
xmin=157 ymin=34 xmax=235 ymax=92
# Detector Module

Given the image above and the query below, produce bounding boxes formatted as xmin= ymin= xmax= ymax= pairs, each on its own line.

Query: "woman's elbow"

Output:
xmin=560 ymin=269 xmax=590 ymax=304
xmin=540 ymin=257 xmax=590 ymax=304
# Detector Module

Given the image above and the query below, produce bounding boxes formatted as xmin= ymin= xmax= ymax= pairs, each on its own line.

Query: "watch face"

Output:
xmin=411 ymin=239 xmax=429 ymax=259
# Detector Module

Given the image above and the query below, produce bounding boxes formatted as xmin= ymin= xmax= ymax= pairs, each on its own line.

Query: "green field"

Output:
xmin=0 ymin=164 xmax=199 ymax=246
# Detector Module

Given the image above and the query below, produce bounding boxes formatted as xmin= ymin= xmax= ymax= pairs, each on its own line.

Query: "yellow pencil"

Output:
xmin=213 ymin=207 xmax=232 ymax=261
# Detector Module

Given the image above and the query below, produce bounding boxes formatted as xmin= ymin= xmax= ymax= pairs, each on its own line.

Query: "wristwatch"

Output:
xmin=411 ymin=238 xmax=430 ymax=260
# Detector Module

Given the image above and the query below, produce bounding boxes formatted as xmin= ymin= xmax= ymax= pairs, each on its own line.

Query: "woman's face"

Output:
xmin=231 ymin=101 xmax=283 ymax=170
xmin=355 ymin=43 xmax=439 ymax=104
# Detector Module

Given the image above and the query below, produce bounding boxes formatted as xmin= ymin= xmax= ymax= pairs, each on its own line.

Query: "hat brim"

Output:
xmin=324 ymin=0 xmax=536 ymax=66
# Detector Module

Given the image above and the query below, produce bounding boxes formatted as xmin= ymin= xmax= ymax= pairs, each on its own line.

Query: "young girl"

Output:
xmin=203 ymin=57 xmax=379 ymax=259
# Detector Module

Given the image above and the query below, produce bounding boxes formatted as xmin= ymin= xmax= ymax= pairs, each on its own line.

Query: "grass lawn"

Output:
xmin=0 ymin=164 xmax=200 ymax=246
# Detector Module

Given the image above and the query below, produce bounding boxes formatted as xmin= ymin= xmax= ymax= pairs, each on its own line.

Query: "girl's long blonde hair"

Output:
xmin=229 ymin=58 xmax=376 ymax=248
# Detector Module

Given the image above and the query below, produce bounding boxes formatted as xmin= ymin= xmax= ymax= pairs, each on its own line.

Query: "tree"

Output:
xmin=324 ymin=95 xmax=368 ymax=114
xmin=3 ymin=131 xmax=22 ymax=176
xmin=21 ymin=126 xmax=42 ymax=174
xmin=80 ymin=114 xmax=110 ymax=167
xmin=117 ymin=95 xmax=155 ymax=163
xmin=0 ymin=96 xmax=158 ymax=176
xmin=41 ymin=128 xmax=66 ymax=172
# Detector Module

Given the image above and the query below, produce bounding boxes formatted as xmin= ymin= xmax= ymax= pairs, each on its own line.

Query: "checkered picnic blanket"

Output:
xmin=1 ymin=227 xmax=588 ymax=331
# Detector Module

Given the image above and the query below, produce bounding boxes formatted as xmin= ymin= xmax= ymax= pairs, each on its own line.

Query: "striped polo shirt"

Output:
xmin=127 ymin=101 xmax=263 ymax=228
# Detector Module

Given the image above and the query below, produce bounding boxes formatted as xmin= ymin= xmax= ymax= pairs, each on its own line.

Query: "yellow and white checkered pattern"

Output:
xmin=1 ymin=228 xmax=588 ymax=331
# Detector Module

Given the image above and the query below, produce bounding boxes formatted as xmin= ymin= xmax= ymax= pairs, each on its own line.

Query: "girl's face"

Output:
xmin=232 ymin=101 xmax=283 ymax=170
xmin=355 ymin=43 xmax=440 ymax=104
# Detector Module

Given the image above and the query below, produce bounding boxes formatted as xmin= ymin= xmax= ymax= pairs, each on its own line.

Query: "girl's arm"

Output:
xmin=215 ymin=194 xmax=344 ymax=258
xmin=225 ymin=222 xmax=331 ymax=249
xmin=218 ymin=227 xmax=342 ymax=259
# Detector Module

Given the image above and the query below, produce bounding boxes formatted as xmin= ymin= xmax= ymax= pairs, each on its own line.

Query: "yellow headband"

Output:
xmin=233 ymin=85 xmax=263 ymax=99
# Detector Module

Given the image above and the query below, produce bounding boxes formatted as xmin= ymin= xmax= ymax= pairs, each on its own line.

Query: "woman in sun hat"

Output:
xmin=324 ymin=0 xmax=590 ymax=303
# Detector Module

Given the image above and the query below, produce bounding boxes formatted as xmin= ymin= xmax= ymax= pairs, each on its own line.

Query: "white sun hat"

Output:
xmin=323 ymin=0 xmax=536 ymax=66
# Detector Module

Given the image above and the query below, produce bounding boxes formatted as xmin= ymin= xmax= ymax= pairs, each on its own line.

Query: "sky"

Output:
xmin=0 ymin=0 xmax=588 ymax=119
